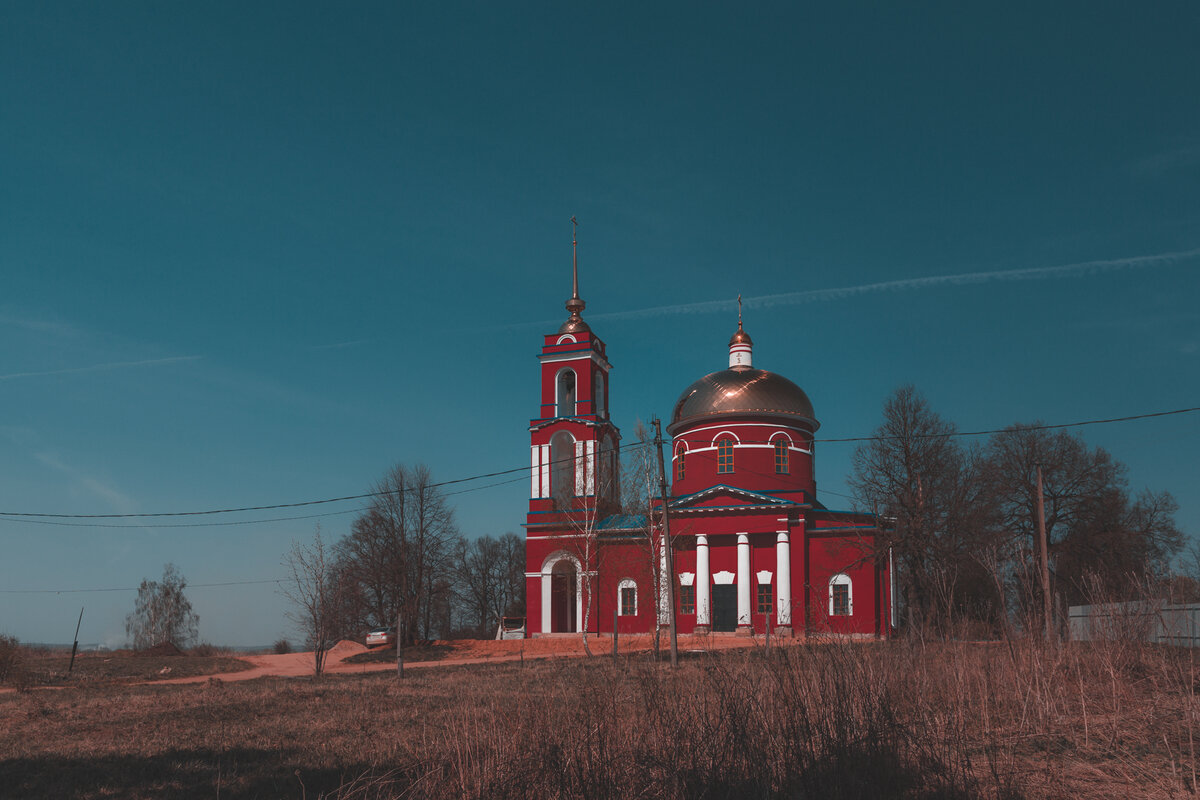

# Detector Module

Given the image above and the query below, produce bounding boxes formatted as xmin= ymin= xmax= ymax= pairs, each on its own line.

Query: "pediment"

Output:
xmin=668 ymin=484 xmax=795 ymax=512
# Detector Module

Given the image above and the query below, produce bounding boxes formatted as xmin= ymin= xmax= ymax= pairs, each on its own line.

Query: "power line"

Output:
xmin=0 ymin=578 xmax=284 ymax=595
xmin=816 ymin=406 xmax=1200 ymax=444
xmin=0 ymin=406 xmax=1194 ymax=522
xmin=0 ymin=474 xmax=536 ymax=530
xmin=0 ymin=440 xmax=652 ymax=521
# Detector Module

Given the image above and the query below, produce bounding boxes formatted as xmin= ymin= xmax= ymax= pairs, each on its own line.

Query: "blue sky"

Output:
xmin=2 ymin=3 xmax=1197 ymax=646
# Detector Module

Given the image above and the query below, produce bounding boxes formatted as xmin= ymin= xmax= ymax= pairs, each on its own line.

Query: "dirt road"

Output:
xmin=154 ymin=633 xmax=764 ymax=685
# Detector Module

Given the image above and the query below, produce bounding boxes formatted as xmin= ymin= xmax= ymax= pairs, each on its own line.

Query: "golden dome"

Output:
xmin=668 ymin=367 xmax=817 ymax=434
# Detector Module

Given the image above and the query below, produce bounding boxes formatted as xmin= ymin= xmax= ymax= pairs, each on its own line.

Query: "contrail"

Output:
xmin=0 ymin=355 xmax=202 ymax=381
xmin=581 ymin=246 xmax=1200 ymax=324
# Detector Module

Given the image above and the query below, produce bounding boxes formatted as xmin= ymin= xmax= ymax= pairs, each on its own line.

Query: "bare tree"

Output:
xmin=455 ymin=532 xmax=526 ymax=636
xmin=849 ymin=386 xmax=996 ymax=632
xmin=339 ymin=464 xmax=458 ymax=645
xmin=125 ymin=563 xmax=199 ymax=650
xmin=282 ymin=528 xmax=341 ymax=676
xmin=985 ymin=425 xmax=1183 ymax=607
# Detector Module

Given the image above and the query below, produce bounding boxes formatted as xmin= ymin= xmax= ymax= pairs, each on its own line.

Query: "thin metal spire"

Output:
xmin=737 ymin=294 xmax=743 ymax=330
xmin=571 ymin=216 xmax=579 ymax=300
xmin=561 ymin=216 xmax=587 ymax=332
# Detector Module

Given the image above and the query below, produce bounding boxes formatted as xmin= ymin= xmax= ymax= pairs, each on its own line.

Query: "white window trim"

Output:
xmin=555 ymin=367 xmax=578 ymax=417
xmin=829 ymin=573 xmax=853 ymax=616
xmin=618 ymin=578 xmax=638 ymax=616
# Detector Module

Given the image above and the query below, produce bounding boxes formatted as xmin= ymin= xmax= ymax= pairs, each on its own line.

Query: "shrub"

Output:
xmin=189 ymin=642 xmax=219 ymax=657
xmin=273 ymin=638 xmax=292 ymax=654
xmin=0 ymin=634 xmax=24 ymax=686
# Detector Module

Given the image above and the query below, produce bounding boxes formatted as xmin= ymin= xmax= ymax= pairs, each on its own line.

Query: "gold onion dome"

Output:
xmin=669 ymin=367 xmax=817 ymax=432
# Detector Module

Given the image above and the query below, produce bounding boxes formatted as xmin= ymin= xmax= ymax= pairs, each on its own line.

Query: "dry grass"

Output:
xmin=0 ymin=637 xmax=1196 ymax=799
xmin=10 ymin=648 xmax=254 ymax=687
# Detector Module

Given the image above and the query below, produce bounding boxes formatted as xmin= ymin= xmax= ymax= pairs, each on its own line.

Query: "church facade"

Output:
xmin=524 ymin=258 xmax=894 ymax=639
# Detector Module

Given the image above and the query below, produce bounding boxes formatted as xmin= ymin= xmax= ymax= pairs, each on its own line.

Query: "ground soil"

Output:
xmin=0 ymin=632 xmax=781 ymax=692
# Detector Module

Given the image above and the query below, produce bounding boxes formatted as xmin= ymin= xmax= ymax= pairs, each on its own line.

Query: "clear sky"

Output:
xmin=2 ymin=3 xmax=1197 ymax=647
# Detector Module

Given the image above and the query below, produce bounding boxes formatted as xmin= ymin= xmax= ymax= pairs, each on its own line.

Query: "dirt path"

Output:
xmin=153 ymin=633 xmax=765 ymax=685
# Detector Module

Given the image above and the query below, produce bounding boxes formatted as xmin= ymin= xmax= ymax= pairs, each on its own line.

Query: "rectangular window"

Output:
xmin=757 ymin=583 xmax=772 ymax=614
xmin=679 ymin=585 xmax=696 ymax=615
xmin=717 ymin=438 xmax=734 ymax=473
xmin=832 ymin=584 xmax=850 ymax=616
xmin=677 ymin=449 xmax=686 ymax=480
xmin=620 ymin=586 xmax=637 ymax=616
xmin=774 ymin=439 xmax=789 ymax=474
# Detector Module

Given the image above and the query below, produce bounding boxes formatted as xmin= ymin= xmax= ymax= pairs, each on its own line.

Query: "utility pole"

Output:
xmin=396 ymin=612 xmax=404 ymax=679
xmin=68 ymin=607 xmax=84 ymax=674
xmin=1035 ymin=463 xmax=1053 ymax=643
xmin=652 ymin=418 xmax=679 ymax=667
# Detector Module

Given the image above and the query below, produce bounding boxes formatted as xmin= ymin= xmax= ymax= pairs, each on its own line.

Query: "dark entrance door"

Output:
xmin=712 ymin=585 xmax=737 ymax=632
xmin=551 ymin=569 xmax=576 ymax=633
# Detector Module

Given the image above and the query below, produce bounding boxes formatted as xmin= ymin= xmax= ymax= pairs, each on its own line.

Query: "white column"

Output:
xmin=776 ymin=531 xmax=792 ymax=628
xmin=541 ymin=570 xmax=552 ymax=633
xmin=575 ymin=442 xmax=585 ymax=495
xmin=737 ymin=533 xmax=751 ymax=628
xmin=539 ymin=445 xmax=550 ymax=498
xmin=696 ymin=534 xmax=711 ymax=629
xmin=531 ymin=445 xmax=540 ymax=498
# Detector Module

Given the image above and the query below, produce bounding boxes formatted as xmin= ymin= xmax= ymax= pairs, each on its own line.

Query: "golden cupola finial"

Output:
xmin=560 ymin=216 xmax=590 ymax=334
xmin=728 ymin=294 xmax=753 ymax=367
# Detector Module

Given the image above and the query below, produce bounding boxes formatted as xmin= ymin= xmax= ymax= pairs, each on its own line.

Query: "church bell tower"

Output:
xmin=527 ymin=219 xmax=620 ymax=516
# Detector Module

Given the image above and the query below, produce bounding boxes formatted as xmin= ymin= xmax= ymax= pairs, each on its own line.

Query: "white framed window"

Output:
xmin=829 ymin=573 xmax=853 ymax=616
xmin=556 ymin=368 xmax=577 ymax=418
xmin=550 ymin=431 xmax=576 ymax=499
xmin=618 ymin=578 xmax=638 ymax=616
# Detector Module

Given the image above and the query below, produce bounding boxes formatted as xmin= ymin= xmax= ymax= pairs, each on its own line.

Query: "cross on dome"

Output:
xmin=728 ymin=294 xmax=753 ymax=367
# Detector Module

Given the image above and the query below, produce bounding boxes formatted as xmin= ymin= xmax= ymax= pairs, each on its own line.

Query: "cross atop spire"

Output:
xmin=560 ymin=216 xmax=589 ymax=333
xmin=729 ymin=293 xmax=753 ymax=368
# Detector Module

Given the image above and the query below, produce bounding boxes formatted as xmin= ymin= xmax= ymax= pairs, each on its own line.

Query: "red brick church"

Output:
xmin=524 ymin=251 xmax=894 ymax=638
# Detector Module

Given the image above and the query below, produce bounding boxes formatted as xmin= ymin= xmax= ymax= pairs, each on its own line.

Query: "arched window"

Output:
xmin=716 ymin=437 xmax=734 ymax=474
xmin=676 ymin=444 xmax=687 ymax=480
xmin=829 ymin=573 xmax=853 ymax=616
xmin=773 ymin=437 xmax=789 ymax=474
xmin=556 ymin=369 xmax=577 ymax=418
xmin=618 ymin=578 xmax=638 ymax=616
xmin=550 ymin=431 xmax=575 ymax=500
xmin=593 ymin=371 xmax=606 ymax=418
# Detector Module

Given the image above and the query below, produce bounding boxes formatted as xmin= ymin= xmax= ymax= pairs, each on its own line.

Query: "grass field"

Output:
xmin=1 ymin=637 xmax=1196 ymax=799
xmin=11 ymin=647 xmax=254 ymax=687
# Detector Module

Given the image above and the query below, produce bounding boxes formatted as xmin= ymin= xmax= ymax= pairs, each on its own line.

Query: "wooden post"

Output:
xmin=653 ymin=418 xmax=679 ymax=668
xmin=68 ymin=607 xmax=84 ymax=673
xmin=613 ymin=608 xmax=618 ymax=659
xmin=396 ymin=613 xmax=404 ymax=679
xmin=766 ymin=609 xmax=771 ymax=656
xmin=1036 ymin=464 xmax=1053 ymax=643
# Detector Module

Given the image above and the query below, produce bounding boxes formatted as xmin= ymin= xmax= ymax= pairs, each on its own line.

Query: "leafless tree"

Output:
xmin=454 ymin=532 xmax=526 ymax=636
xmin=552 ymin=434 xmax=624 ymax=656
xmin=339 ymin=464 xmax=458 ymax=645
xmin=984 ymin=424 xmax=1183 ymax=607
xmin=125 ymin=563 xmax=199 ymax=650
xmin=282 ymin=528 xmax=342 ymax=676
xmin=849 ymin=386 xmax=996 ymax=633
